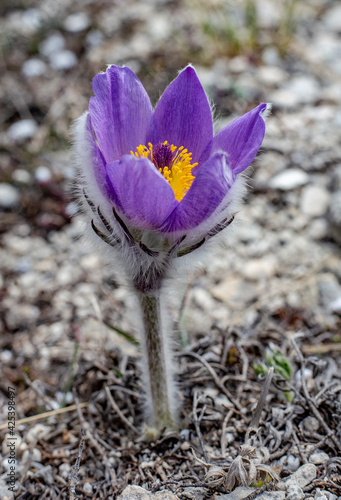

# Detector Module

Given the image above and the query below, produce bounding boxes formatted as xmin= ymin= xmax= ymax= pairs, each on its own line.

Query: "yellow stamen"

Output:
xmin=131 ymin=141 xmax=197 ymax=202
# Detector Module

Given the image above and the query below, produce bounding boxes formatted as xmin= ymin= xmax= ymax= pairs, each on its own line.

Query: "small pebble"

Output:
xmin=0 ymin=350 xmax=13 ymax=363
xmin=309 ymin=451 xmax=329 ymax=465
xmin=40 ymin=32 xmax=65 ymax=57
xmin=286 ymin=484 xmax=304 ymax=500
xmin=22 ymin=58 xmax=47 ymax=77
xmin=49 ymin=50 xmax=77 ymax=70
xmin=64 ymin=12 xmax=91 ymax=32
xmin=85 ymin=30 xmax=104 ymax=47
xmin=0 ymin=183 xmax=20 ymax=208
xmin=269 ymin=169 xmax=310 ymax=190
xmin=12 ymin=169 xmax=31 ymax=184
xmin=35 ymin=166 xmax=52 ymax=183
xmin=59 ymin=462 xmax=71 ymax=479
xmin=300 ymin=185 xmax=330 ymax=217
xmin=26 ymin=424 xmax=50 ymax=444
xmin=83 ymin=482 xmax=93 ymax=494
xmin=285 ymin=463 xmax=317 ymax=489
xmin=7 ymin=119 xmax=37 ymax=142
xmin=286 ymin=454 xmax=301 ymax=472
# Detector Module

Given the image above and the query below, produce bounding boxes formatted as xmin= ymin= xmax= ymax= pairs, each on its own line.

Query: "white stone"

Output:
xmin=0 ymin=350 xmax=12 ymax=363
xmin=22 ymin=58 xmax=47 ymax=77
xmin=49 ymin=50 xmax=77 ymax=70
xmin=0 ymin=183 xmax=20 ymax=208
xmin=35 ymin=166 xmax=52 ymax=183
xmin=257 ymin=66 xmax=287 ymax=86
xmin=83 ymin=482 xmax=93 ymax=494
xmin=241 ymin=256 xmax=277 ymax=281
xmin=64 ymin=12 xmax=91 ymax=32
xmin=39 ymin=32 xmax=65 ymax=57
xmin=12 ymin=169 xmax=31 ymax=184
xmin=270 ymin=88 xmax=299 ymax=109
xmin=300 ymin=185 xmax=330 ymax=217
xmin=269 ymin=169 xmax=309 ymax=190
xmin=2 ymin=434 xmax=22 ymax=456
xmin=31 ymin=447 xmax=42 ymax=462
xmin=323 ymin=5 xmax=341 ymax=32
xmin=286 ymin=76 xmax=320 ymax=104
xmin=7 ymin=119 xmax=37 ymax=141
xmin=308 ymin=218 xmax=329 ymax=240
xmin=329 ymin=296 xmax=341 ymax=314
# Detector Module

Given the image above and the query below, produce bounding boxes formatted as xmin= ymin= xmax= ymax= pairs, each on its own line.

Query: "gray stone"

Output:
xmin=85 ymin=30 xmax=104 ymax=48
xmin=27 ymin=465 xmax=54 ymax=485
xmin=286 ymin=484 xmax=304 ymax=500
xmin=181 ymin=487 xmax=207 ymax=499
xmin=329 ymin=296 xmax=341 ymax=314
xmin=39 ymin=32 xmax=65 ymax=57
xmin=215 ymin=486 xmax=254 ymax=500
xmin=118 ymin=485 xmax=180 ymax=500
xmin=22 ymin=58 xmax=47 ymax=77
xmin=285 ymin=76 xmax=320 ymax=105
xmin=7 ymin=119 xmax=37 ymax=142
xmin=318 ymin=274 xmax=341 ymax=309
xmin=0 ymin=477 xmax=16 ymax=499
xmin=26 ymin=424 xmax=50 ymax=444
xmin=285 ymin=463 xmax=317 ymax=489
xmin=216 ymin=488 xmax=286 ymax=500
xmin=49 ymin=50 xmax=77 ymax=70
xmin=269 ymin=169 xmax=309 ymax=190
xmin=300 ymin=185 xmax=330 ymax=217
xmin=314 ymin=490 xmax=337 ymax=500
xmin=309 ymin=451 xmax=330 ymax=465
xmin=0 ymin=183 xmax=20 ymax=208
xmin=64 ymin=12 xmax=91 ymax=32
xmin=286 ymin=454 xmax=300 ymax=473
xmin=257 ymin=66 xmax=287 ymax=86
xmin=256 ymin=493 xmax=286 ymax=500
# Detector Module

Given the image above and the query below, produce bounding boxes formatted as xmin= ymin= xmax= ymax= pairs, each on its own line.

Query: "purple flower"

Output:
xmin=76 ymin=65 xmax=269 ymax=239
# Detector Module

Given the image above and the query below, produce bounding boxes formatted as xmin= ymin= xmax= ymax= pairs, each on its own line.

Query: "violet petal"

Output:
xmin=149 ymin=66 xmax=213 ymax=163
xmin=200 ymin=103 xmax=268 ymax=175
xmin=105 ymin=155 xmax=178 ymax=229
xmin=160 ymin=152 xmax=234 ymax=232
xmin=89 ymin=65 xmax=153 ymax=163
xmin=85 ymin=114 xmax=113 ymax=198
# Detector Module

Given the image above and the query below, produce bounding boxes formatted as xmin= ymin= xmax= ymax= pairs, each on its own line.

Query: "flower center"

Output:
xmin=131 ymin=141 xmax=197 ymax=202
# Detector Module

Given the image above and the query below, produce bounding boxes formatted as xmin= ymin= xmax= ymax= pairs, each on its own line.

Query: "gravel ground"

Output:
xmin=0 ymin=0 xmax=341 ymax=499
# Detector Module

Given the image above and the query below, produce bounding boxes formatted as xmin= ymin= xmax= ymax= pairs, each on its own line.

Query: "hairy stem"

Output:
xmin=137 ymin=291 xmax=177 ymax=431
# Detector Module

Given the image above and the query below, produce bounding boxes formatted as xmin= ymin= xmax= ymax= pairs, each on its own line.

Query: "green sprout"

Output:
xmin=253 ymin=347 xmax=293 ymax=402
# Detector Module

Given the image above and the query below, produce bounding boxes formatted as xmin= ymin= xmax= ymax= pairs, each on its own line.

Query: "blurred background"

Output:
xmin=0 ymin=0 xmax=341 ymax=493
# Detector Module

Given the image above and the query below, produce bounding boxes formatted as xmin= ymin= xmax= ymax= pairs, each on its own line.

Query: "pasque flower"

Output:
xmin=73 ymin=65 xmax=269 ymax=432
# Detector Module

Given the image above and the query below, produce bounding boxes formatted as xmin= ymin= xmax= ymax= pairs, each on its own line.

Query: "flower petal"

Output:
xmin=84 ymin=114 xmax=111 ymax=196
xmin=149 ymin=66 xmax=213 ymax=162
xmin=160 ymin=152 xmax=234 ymax=232
xmin=105 ymin=155 xmax=178 ymax=229
xmin=201 ymin=103 xmax=268 ymax=175
xmin=89 ymin=65 xmax=153 ymax=164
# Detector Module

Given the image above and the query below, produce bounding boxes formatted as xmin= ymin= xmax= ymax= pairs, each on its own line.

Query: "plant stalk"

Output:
xmin=137 ymin=291 xmax=176 ymax=431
